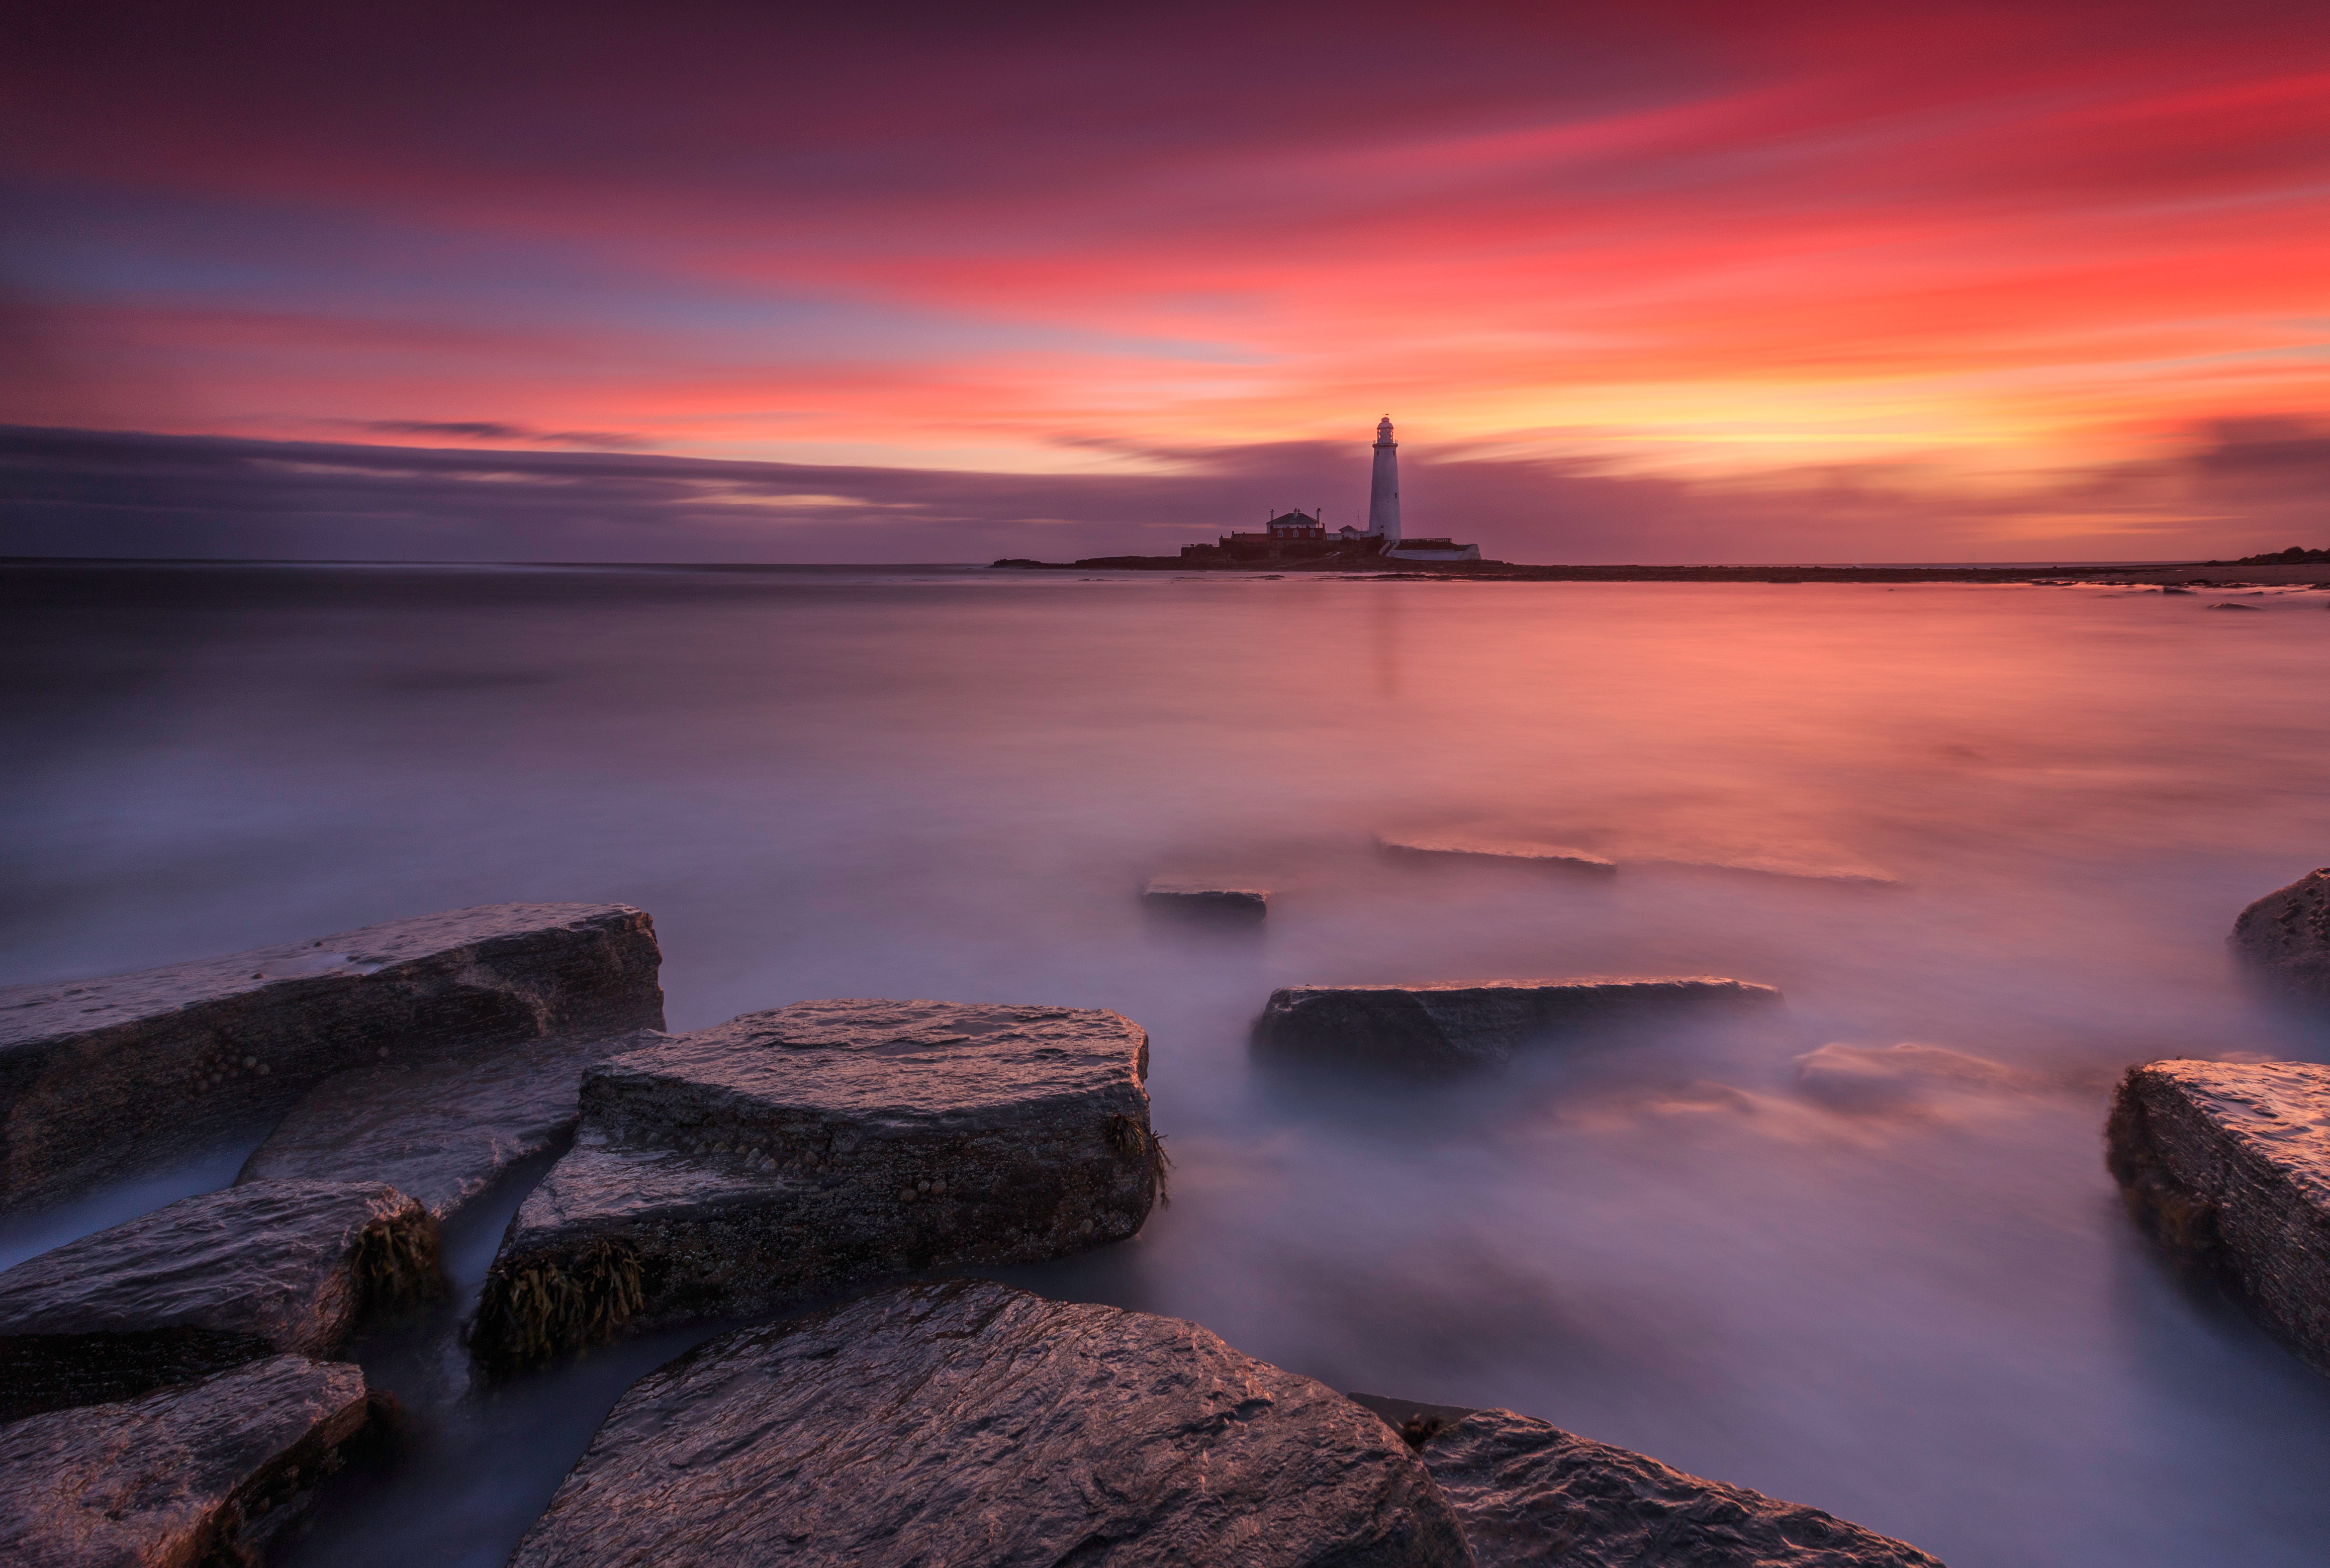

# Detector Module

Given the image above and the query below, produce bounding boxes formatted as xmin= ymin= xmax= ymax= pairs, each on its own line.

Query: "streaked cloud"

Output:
xmin=3 ymin=2 xmax=2326 ymax=555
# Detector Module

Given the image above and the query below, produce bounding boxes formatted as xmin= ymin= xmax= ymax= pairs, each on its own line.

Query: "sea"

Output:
xmin=5 ymin=560 xmax=2329 ymax=1565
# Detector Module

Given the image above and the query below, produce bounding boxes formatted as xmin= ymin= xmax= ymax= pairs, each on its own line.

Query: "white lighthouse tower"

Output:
xmin=1366 ymin=415 xmax=1402 ymax=543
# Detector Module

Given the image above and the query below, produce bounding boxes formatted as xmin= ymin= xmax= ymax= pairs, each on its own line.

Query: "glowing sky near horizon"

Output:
xmin=5 ymin=1 xmax=2328 ymax=503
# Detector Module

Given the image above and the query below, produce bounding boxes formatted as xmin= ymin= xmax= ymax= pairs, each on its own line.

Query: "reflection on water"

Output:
xmin=6 ymin=563 xmax=2330 ymax=1566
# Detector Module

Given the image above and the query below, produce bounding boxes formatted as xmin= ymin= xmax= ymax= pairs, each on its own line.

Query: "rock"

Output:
xmin=1793 ymin=1043 xmax=2026 ymax=1110
xmin=1379 ymin=833 xmax=1617 ymax=876
xmin=0 ymin=1180 xmax=438 ymax=1422
xmin=1405 ymin=1405 xmax=1944 ymax=1566
xmin=469 ymin=1000 xmax=1161 ymax=1373
xmin=507 ymin=1279 xmax=1472 ymax=1568
xmin=235 ymin=1030 xmax=664 ymax=1222
xmin=0 ymin=903 xmax=665 ymax=1211
xmin=1254 ymin=979 xmax=1783 ymax=1072
xmin=1143 ymin=877 xmax=1270 ymax=920
xmin=2228 ymin=868 xmax=2330 ymax=1004
xmin=2106 ymin=1059 xmax=2330 ymax=1372
xmin=2207 ymin=601 xmax=2264 ymax=610
xmin=0 ymin=1354 xmax=379 ymax=1568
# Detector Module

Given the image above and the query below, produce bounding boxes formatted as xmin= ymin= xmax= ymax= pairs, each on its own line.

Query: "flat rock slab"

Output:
xmin=508 ymin=1279 xmax=1472 ymax=1568
xmin=1379 ymin=834 xmax=1617 ymax=875
xmin=0 ymin=1179 xmax=437 ymax=1422
xmin=1143 ymin=878 xmax=1270 ymax=920
xmin=2107 ymin=1059 xmax=2330 ymax=1372
xmin=1415 ymin=1407 xmax=1943 ymax=1566
xmin=1255 ymin=979 xmax=1783 ymax=1071
xmin=2229 ymin=868 xmax=2330 ymax=1004
xmin=471 ymin=1000 xmax=1160 ymax=1371
xmin=0 ymin=1354 xmax=375 ymax=1568
xmin=235 ymin=1030 xmax=665 ymax=1222
xmin=0 ymin=903 xmax=665 ymax=1210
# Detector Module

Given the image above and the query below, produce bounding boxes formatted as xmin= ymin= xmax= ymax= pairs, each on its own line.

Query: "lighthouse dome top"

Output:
xmin=1375 ymin=416 xmax=1395 ymax=444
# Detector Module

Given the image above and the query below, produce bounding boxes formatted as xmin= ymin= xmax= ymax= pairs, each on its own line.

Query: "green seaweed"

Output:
xmin=350 ymin=1211 xmax=446 ymax=1310
xmin=469 ymin=1238 xmax=647 ymax=1376
xmin=1107 ymin=1113 xmax=1173 ymax=1208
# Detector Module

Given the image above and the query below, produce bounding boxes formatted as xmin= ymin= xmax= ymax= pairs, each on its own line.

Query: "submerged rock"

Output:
xmin=2228 ymin=868 xmax=2330 ymax=1005
xmin=0 ymin=903 xmax=666 ymax=1211
xmin=1379 ymin=833 xmax=1617 ymax=876
xmin=507 ymin=1279 xmax=1472 ymax=1568
xmin=470 ymin=1000 xmax=1161 ymax=1373
xmin=1403 ymin=1405 xmax=1944 ymax=1566
xmin=1143 ymin=878 xmax=1270 ymax=920
xmin=235 ymin=1030 xmax=664 ymax=1223
xmin=0 ymin=1354 xmax=378 ymax=1568
xmin=2106 ymin=1059 xmax=2330 ymax=1373
xmin=0 ymin=1180 xmax=438 ymax=1422
xmin=1794 ymin=1043 xmax=2026 ymax=1110
xmin=1254 ymin=979 xmax=1783 ymax=1072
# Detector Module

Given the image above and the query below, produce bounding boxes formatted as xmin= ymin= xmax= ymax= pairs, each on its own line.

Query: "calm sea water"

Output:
xmin=6 ymin=562 xmax=2330 ymax=1566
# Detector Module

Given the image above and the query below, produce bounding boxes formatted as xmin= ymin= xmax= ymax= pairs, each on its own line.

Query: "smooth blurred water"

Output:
xmin=6 ymin=562 xmax=2330 ymax=1565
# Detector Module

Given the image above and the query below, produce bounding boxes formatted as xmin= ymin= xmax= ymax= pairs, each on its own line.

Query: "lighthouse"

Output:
xmin=1366 ymin=416 xmax=1402 ymax=543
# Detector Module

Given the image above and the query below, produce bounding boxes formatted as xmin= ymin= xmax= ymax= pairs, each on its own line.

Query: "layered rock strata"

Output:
xmin=236 ymin=1030 xmax=665 ymax=1223
xmin=0 ymin=1179 xmax=438 ymax=1421
xmin=507 ymin=1279 xmax=1473 ymax=1568
xmin=2229 ymin=868 xmax=2330 ymax=1004
xmin=0 ymin=903 xmax=666 ymax=1210
xmin=2106 ymin=1059 xmax=2330 ymax=1371
xmin=1143 ymin=878 xmax=1270 ymax=921
xmin=0 ymin=1354 xmax=379 ymax=1568
xmin=1409 ymin=1405 xmax=1944 ymax=1567
xmin=1255 ymin=979 xmax=1784 ymax=1071
xmin=470 ymin=999 xmax=1161 ymax=1372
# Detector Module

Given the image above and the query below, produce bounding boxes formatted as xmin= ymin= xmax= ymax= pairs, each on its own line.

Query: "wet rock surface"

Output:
xmin=0 ymin=903 xmax=666 ymax=1210
xmin=2107 ymin=1059 xmax=2330 ymax=1372
xmin=1409 ymin=1406 xmax=1944 ymax=1566
xmin=1255 ymin=979 xmax=1783 ymax=1071
xmin=1143 ymin=878 xmax=1270 ymax=920
xmin=0 ymin=1180 xmax=438 ymax=1421
xmin=1379 ymin=833 xmax=1617 ymax=875
xmin=471 ymin=999 xmax=1160 ymax=1371
xmin=2229 ymin=868 xmax=2330 ymax=1004
xmin=235 ymin=1030 xmax=664 ymax=1222
xmin=0 ymin=1354 xmax=376 ymax=1568
xmin=507 ymin=1279 xmax=1473 ymax=1568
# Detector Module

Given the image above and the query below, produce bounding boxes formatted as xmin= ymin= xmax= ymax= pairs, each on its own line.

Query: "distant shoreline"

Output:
xmin=992 ymin=556 xmax=2330 ymax=586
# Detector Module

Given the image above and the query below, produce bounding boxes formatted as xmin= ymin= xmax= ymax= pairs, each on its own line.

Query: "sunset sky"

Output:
xmin=5 ymin=1 xmax=2327 ymax=561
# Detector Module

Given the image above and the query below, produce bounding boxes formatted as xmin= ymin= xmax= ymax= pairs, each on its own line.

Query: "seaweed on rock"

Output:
xmin=468 ymin=1239 xmax=647 ymax=1376
xmin=350 ymin=1210 xmax=447 ymax=1312
xmin=1108 ymin=1113 xmax=1172 ymax=1207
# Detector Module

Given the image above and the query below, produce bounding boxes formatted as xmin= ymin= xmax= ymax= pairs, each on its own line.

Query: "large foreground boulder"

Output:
xmin=470 ymin=1000 xmax=1162 ymax=1372
xmin=1255 ymin=979 xmax=1783 ymax=1072
xmin=2229 ymin=868 xmax=2330 ymax=1004
xmin=0 ymin=903 xmax=666 ymax=1210
xmin=507 ymin=1279 xmax=1472 ymax=1568
xmin=0 ymin=1354 xmax=378 ymax=1568
xmin=2106 ymin=1059 xmax=2330 ymax=1372
xmin=235 ymin=1030 xmax=664 ymax=1223
xmin=0 ymin=1180 xmax=438 ymax=1422
xmin=1399 ymin=1403 xmax=1943 ymax=1566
